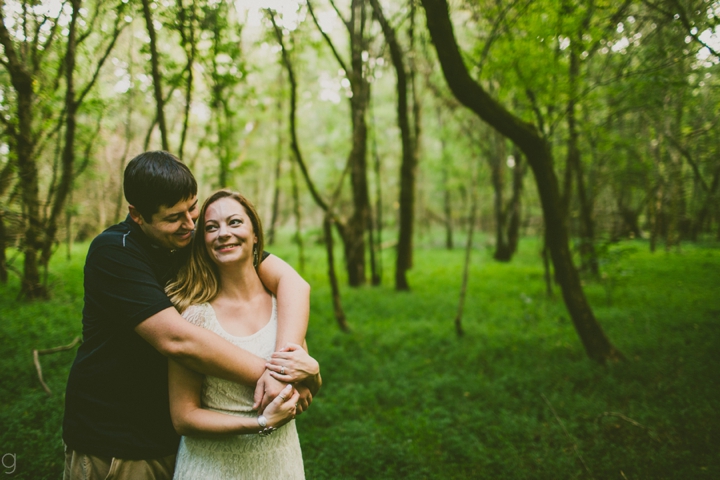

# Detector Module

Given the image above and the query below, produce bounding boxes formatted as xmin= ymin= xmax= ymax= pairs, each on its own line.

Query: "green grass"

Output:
xmin=1 ymin=235 xmax=719 ymax=479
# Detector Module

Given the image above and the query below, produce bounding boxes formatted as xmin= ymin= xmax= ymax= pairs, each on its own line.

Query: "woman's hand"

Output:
xmin=261 ymin=384 xmax=300 ymax=429
xmin=265 ymin=342 xmax=320 ymax=384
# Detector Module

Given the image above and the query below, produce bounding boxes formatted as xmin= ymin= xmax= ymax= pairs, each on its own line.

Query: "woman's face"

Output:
xmin=203 ymin=197 xmax=257 ymax=267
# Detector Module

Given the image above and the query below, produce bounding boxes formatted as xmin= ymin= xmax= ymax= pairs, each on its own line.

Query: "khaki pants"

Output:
xmin=63 ymin=444 xmax=175 ymax=480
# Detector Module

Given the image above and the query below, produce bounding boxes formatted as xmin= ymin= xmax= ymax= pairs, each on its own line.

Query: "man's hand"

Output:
xmin=265 ymin=342 xmax=319 ymax=384
xmin=295 ymin=383 xmax=313 ymax=415
xmin=253 ymin=369 xmax=288 ymax=412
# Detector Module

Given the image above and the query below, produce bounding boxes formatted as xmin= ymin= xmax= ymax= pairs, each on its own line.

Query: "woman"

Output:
xmin=165 ymin=190 xmax=321 ymax=479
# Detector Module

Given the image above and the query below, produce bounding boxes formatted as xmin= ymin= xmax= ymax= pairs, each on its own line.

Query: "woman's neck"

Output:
xmin=215 ymin=260 xmax=265 ymax=302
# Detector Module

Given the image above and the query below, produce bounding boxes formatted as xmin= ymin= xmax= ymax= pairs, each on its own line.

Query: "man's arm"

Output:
xmin=135 ymin=307 xmax=265 ymax=385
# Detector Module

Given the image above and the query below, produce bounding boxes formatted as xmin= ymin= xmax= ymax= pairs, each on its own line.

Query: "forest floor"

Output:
xmin=1 ymin=235 xmax=718 ymax=479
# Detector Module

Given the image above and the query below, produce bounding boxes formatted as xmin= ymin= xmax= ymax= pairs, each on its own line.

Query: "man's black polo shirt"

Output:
xmin=63 ymin=216 xmax=189 ymax=459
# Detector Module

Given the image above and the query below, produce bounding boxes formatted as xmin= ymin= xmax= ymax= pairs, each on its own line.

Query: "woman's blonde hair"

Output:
xmin=166 ymin=189 xmax=264 ymax=313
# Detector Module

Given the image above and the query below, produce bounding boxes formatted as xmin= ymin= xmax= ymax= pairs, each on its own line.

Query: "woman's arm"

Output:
xmin=255 ymin=254 xmax=311 ymax=411
xmin=265 ymin=342 xmax=322 ymax=396
xmin=168 ymin=359 xmax=299 ymax=437
xmin=257 ymin=255 xmax=310 ymax=349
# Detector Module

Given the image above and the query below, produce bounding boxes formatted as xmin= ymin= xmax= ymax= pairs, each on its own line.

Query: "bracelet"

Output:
xmin=257 ymin=415 xmax=276 ymax=436
xmin=259 ymin=426 xmax=276 ymax=437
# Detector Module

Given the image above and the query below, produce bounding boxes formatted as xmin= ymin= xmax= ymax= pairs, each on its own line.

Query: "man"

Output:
xmin=63 ymin=151 xmax=311 ymax=479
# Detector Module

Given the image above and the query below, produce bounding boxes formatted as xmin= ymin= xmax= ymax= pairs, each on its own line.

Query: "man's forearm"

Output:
xmin=136 ymin=307 xmax=266 ymax=386
xmin=169 ymin=325 xmax=266 ymax=385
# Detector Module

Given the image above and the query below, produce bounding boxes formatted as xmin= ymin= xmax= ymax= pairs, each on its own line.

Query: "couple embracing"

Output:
xmin=62 ymin=151 xmax=321 ymax=479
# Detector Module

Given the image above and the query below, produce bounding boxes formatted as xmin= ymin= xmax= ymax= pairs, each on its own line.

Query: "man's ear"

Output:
xmin=128 ymin=205 xmax=144 ymax=225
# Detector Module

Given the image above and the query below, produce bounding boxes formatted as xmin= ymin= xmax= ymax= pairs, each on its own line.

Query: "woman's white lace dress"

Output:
xmin=173 ymin=298 xmax=305 ymax=479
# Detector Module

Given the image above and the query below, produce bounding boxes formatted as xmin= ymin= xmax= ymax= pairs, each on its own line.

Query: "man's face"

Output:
xmin=131 ymin=196 xmax=199 ymax=250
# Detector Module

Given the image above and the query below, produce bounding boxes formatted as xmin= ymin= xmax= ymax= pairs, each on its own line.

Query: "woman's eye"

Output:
xmin=206 ymin=225 xmax=217 ymax=232
xmin=230 ymin=219 xmax=242 ymax=226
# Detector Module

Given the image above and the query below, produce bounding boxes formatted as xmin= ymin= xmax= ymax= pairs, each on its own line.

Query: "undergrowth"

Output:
xmin=1 ymin=235 xmax=718 ymax=479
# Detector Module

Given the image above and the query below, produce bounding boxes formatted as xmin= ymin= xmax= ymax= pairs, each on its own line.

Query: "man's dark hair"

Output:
xmin=124 ymin=151 xmax=197 ymax=221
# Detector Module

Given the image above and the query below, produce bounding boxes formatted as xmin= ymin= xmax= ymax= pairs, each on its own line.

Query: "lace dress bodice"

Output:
xmin=173 ymin=297 xmax=305 ymax=479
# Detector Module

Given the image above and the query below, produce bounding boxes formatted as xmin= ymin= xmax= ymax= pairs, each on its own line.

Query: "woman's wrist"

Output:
xmin=256 ymin=414 xmax=276 ymax=436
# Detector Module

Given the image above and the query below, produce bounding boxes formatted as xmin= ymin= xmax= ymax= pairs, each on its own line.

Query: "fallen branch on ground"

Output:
xmin=33 ymin=336 xmax=82 ymax=396
xmin=596 ymin=411 xmax=660 ymax=442
xmin=541 ymin=393 xmax=595 ymax=480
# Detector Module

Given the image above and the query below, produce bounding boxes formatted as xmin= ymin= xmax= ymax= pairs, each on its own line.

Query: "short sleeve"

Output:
xmin=84 ymin=245 xmax=174 ymax=328
xmin=182 ymin=304 xmax=208 ymax=329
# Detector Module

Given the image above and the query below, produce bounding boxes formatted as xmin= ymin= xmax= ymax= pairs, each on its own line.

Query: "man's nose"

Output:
xmin=181 ymin=212 xmax=195 ymax=230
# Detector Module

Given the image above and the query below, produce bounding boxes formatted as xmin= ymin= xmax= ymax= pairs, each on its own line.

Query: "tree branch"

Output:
xmin=307 ymin=0 xmax=350 ymax=76
xmin=76 ymin=13 xmax=127 ymax=107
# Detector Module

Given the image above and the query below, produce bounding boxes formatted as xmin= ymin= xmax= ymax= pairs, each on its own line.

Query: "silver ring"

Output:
xmin=279 ymin=394 xmax=286 ymax=400
xmin=280 ymin=366 xmax=285 ymax=375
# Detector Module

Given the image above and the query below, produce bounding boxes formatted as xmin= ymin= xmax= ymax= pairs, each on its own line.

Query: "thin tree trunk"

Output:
xmin=542 ymin=240 xmax=554 ymax=298
xmin=0 ymin=153 xmax=15 ymax=284
xmin=649 ymin=128 xmax=664 ymax=253
xmin=141 ymin=0 xmax=169 ymax=151
xmin=506 ymin=148 xmax=524 ymax=256
xmin=0 ymin=209 xmax=7 ymax=283
xmin=369 ymin=101 xmax=382 ymax=285
xmin=268 ymin=89 xmax=284 ymax=246
xmin=369 ymin=0 xmax=417 ymax=290
xmin=177 ymin=0 xmax=197 ymax=159
xmin=438 ymin=107 xmax=454 ymax=250
xmin=323 ymin=215 xmax=349 ymax=332
xmin=692 ymin=164 xmax=720 ymax=238
xmin=490 ymin=129 xmax=512 ymax=261
xmin=65 ymin=188 xmax=73 ymax=260
xmin=115 ymin=34 xmax=135 ymax=223
xmin=454 ymin=168 xmax=479 ymax=337
xmin=422 ymin=0 xmax=622 ymax=363
xmin=290 ymin=161 xmax=305 ymax=273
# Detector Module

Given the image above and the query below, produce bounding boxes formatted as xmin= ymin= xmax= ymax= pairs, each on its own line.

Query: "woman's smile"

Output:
xmin=203 ymin=197 xmax=258 ymax=265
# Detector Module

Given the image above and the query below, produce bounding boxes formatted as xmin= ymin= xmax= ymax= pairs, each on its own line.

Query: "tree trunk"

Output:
xmin=422 ymin=0 xmax=623 ymax=363
xmin=455 ymin=166 xmax=479 ymax=337
xmin=115 ymin=49 xmax=135 ymax=223
xmin=177 ymin=0 xmax=197 ymax=160
xmin=506 ymin=148 xmax=524 ymax=256
xmin=370 ymin=103 xmax=383 ymax=285
xmin=489 ymin=129 xmax=512 ymax=261
xmin=566 ymin=39 xmax=598 ymax=275
xmin=306 ymin=0 xmax=370 ymax=287
xmin=141 ymin=0 xmax=169 ymax=151
xmin=324 ymin=215 xmax=350 ymax=332
xmin=368 ymin=0 xmax=417 ymax=290
xmin=344 ymin=0 xmax=371 ymax=287
xmin=268 ymin=90 xmax=283 ymax=246
xmin=290 ymin=162 xmax=305 ymax=273
xmin=40 ymin=0 xmax=81 ymax=270
xmin=0 ymin=11 xmax=46 ymax=298
xmin=437 ymin=108 xmax=454 ymax=250
xmin=692 ymin=164 xmax=720 ymax=239
xmin=0 ymin=209 xmax=7 ymax=284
